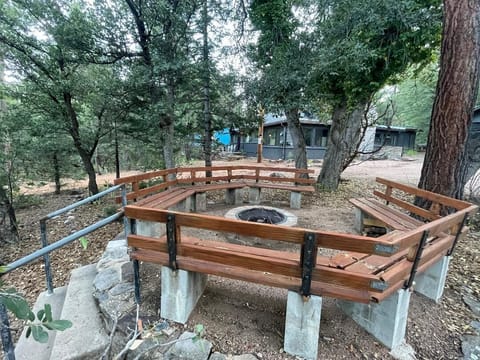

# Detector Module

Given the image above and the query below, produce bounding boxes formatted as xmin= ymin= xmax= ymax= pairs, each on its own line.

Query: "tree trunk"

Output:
xmin=53 ymin=152 xmax=61 ymax=195
xmin=417 ymin=0 xmax=480 ymax=200
xmin=163 ymin=122 xmax=176 ymax=170
xmin=285 ymin=108 xmax=308 ymax=177
xmin=202 ymin=0 xmax=213 ymax=179
xmin=317 ymin=101 xmax=365 ymax=190
xmin=0 ymin=185 xmax=18 ymax=242
xmin=64 ymin=92 xmax=99 ymax=195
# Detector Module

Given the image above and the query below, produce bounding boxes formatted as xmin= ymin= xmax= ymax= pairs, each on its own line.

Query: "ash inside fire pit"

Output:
xmin=237 ymin=207 xmax=286 ymax=224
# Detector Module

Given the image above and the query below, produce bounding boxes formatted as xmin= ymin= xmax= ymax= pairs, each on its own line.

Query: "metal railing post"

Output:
xmin=0 ymin=304 xmax=15 ymax=360
xmin=40 ymin=219 xmax=54 ymax=294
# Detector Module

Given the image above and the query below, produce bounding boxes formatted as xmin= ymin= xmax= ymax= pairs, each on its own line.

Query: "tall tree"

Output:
xmin=249 ymin=0 xmax=312 ymax=173
xmin=417 ymin=0 xmax=480 ymax=200
xmin=0 ymin=1 xmax=118 ymax=194
xmin=313 ymin=0 xmax=441 ymax=190
xmin=124 ymin=0 xmax=197 ymax=171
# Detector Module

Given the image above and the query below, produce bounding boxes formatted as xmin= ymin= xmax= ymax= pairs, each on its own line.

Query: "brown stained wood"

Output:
xmin=309 ymin=282 xmax=372 ymax=303
xmin=193 ymin=182 xmax=247 ymax=192
xmin=130 ymin=249 xmax=302 ymax=291
xmin=379 ymin=235 xmax=455 ymax=285
xmin=246 ymin=182 xmax=316 ymax=192
xmin=124 ymin=205 xmax=396 ymax=255
xmin=328 ymin=252 xmax=369 ymax=269
xmin=349 ymin=198 xmax=415 ymax=230
xmin=345 ymin=249 xmax=408 ymax=275
xmin=241 ymin=175 xmax=315 ymax=185
xmin=373 ymin=191 xmax=439 ymax=221
xmin=149 ymin=189 xmax=195 ymax=209
xmin=128 ymin=234 xmax=167 ymax=252
xmin=114 ymin=169 xmax=174 ymax=185
xmin=376 ymin=177 xmax=473 ymax=210
xmin=134 ymin=188 xmax=186 ymax=207
xmin=312 ymin=266 xmax=383 ymax=293
xmin=177 ymin=176 xmax=232 ymax=184
xmin=358 ymin=198 xmax=423 ymax=228
xmin=128 ymin=181 xmax=176 ymax=201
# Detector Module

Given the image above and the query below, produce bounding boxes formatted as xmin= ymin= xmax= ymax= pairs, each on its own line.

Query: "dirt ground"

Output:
xmin=3 ymin=154 xmax=480 ymax=360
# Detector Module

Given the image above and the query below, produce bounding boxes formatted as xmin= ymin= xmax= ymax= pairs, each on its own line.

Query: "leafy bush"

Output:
xmin=0 ymin=267 xmax=72 ymax=343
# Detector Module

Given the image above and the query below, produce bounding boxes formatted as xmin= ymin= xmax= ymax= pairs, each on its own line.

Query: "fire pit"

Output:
xmin=225 ymin=205 xmax=297 ymax=227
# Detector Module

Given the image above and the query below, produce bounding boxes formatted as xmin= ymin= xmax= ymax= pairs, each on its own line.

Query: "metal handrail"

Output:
xmin=0 ymin=184 xmax=127 ymax=360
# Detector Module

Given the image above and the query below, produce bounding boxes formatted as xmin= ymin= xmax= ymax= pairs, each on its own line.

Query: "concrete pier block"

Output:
xmin=195 ymin=192 xmax=207 ymax=212
xmin=337 ymin=289 xmax=411 ymax=349
xmin=414 ymin=256 xmax=450 ymax=302
xmin=160 ymin=267 xmax=207 ymax=324
xmin=354 ymin=208 xmax=364 ymax=233
xmin=137 ymin=219 xmax=165 ymax=238
xmin=284 ymin=292 xmax=322 ymax=360
xmin=290 ymin=191 xmax=302 ymax=209
xmin=225 ymin=188 xmax=244 ymax=205
xmin=184 ymin=195 xmax=193 ymax=213
xmin=248 ymin=187 xmax=261 ymax=204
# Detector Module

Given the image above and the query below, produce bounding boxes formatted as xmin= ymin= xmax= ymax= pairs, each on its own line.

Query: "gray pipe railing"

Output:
xmin=0 ymin=184 xmax=127 ymax=360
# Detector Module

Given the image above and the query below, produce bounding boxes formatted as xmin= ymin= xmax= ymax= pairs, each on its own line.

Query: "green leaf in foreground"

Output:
xmin=79 ymin=236 xmax=88 ymax=250
xmin=43 ymin=319 xmax=72 ymax=331
xmin=30 ymin=325 xmax=49 ymax=343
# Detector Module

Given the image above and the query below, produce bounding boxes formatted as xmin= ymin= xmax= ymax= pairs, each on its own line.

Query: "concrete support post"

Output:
xmin=290 ymin=191 xmax=302 ymax=209
xmin=284 ymin=292 xmax=322 ymax=360
xmin=248 ymin=187 xmax=261 ymax=204
xmin=337 ymin=289 xmax=411 ymax=349
xmin=183 ymin=196 xmax=193 ymax=213
xmin=414 ymin=256 xmax=451 ymax=303
xmin=354 ymin=208 xmax=365 ymax=234
xmin=225 ymin=188 xmax=244 ymax=205
xmin=137 ymin=220 xmax=165 ymax=238
xmin=187 ymin=195 xmax=196 ymax=212
xmin=195 ymin=192 xmax=207 ymax=212
xmin=160 ymin=267 xmax=207 ymax=324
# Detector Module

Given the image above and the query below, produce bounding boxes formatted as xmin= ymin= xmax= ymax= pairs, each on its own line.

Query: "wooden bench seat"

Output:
xmin=134 ymin=187 xmax=195 ymax=209
xmin=350 ymin=197 xmax=423 ymax=232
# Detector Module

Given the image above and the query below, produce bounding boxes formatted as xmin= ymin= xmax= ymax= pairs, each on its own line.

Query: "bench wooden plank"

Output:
xmin=373 ymin=191 xmax=440 ymax=221
xmin=328 ymin=252 xmax=369 ymax=269
xmin=376 ymin=177 xmax=473 ymax=211
xmin=350 ymin=198 xmax=422 ymax=230
xmin=134 ymin=188 xmax=190 ymax=208
xmin=245 ymin=182 xmax=315 ymax=192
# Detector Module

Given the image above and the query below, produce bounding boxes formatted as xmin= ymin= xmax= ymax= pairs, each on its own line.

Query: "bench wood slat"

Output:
xmin=373 ymin=191 xmax=440 ymax=221
xmin=376 ymin=177 xmax=473 ymax=211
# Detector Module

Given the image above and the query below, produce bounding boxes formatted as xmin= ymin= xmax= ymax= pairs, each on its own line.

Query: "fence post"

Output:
xmin=0 ymin=304 xmax=15 ymax=360
xmin=40 ymin=219 xmax=54 ymax=294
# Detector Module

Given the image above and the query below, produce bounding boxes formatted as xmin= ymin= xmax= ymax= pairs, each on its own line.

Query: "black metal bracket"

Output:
xmin=166 ymin=214 xmax=178 ymax=270
xmin=128 ymin=218 xmax=142 ymax=304
xmin=300 ymin=232 xmax=317 ymax=297
xmin=447 ymin=213 xmax=469 ymax=256
xmin=404 ymin=230 xmax=429 ymax=289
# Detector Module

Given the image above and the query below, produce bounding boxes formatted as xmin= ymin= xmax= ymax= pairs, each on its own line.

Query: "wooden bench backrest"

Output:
xmin=114 ymin=166 xmax=315 ymax=202
xmin=374 ymin=177 xmax=474 ymax=221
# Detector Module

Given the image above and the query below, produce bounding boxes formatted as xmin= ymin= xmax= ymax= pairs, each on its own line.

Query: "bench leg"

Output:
xmin=195 ymin=192 xmax=207 ymax=212
xmin=354 ymin=208 xmax=365 ymax=234
xmin=225 ymin=188 xmax=244 ymax=205
xmin=290 ymin=191 xmax=302 ymax=209
xmin=248 ymin=187 xmax=261 ymax=204
xmin=337 ymin=289 xmax=411 ymax=349
xmin=160 ymin=267 xmax=207 ymax=324
xmin=284 ymin=291 xmax=322 ymax=360
xmin=137 ymin=220 xmax=165 ymax=238
xmin=414 ymin=256 xmax=450 ymax=303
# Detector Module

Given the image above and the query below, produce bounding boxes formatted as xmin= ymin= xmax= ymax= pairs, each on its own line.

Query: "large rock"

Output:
xmin=164 ymin=331 xmax=212 ymax=360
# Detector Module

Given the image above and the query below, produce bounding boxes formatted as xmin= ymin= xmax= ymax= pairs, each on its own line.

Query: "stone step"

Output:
xmin=50 ymin=264 xmax=109 ymax=360
xmin=14 ymin=286 xmax=67 ymax=360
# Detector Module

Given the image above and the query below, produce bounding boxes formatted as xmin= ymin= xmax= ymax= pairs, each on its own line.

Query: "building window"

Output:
xmin=314 ymin=128 xmax=328 ymax=147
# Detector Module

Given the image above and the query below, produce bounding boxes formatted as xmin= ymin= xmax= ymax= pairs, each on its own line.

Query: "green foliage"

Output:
xmin=0 ymin=284 xmax=72 ymax=343
xmin=79 ymin=236 xmax=89 ymax=250
xmin=14 ymin=194 xmax=43 ymax=209
xmin=103 ymin=205 xmax=118 ymax=218
xmin=310 ymin=0 xmax=442 ymax=109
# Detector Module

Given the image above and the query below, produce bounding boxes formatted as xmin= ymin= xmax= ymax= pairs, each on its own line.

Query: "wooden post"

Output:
xmin=257 ymin=107 xmax=264 ymax=163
